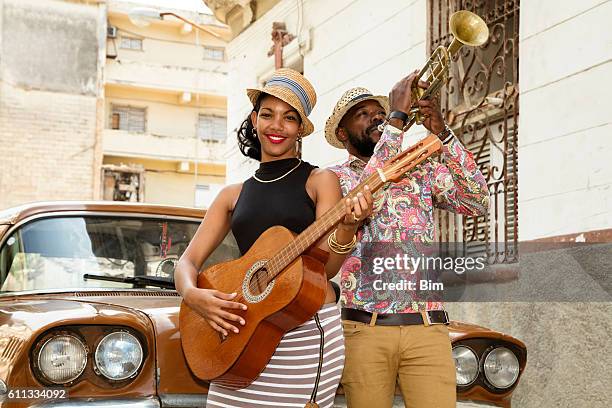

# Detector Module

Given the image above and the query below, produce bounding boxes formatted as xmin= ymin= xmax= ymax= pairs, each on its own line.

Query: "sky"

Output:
xmin=126 ymin=0 xmax=212 ymax=14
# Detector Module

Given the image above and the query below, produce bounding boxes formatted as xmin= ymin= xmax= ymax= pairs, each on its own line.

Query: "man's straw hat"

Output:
xmin=325 ymin=87 xmax=389 ymax=148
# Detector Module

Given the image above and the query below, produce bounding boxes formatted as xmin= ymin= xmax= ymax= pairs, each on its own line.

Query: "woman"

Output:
xmin=175 ymin=68 xmax=372 ymax=408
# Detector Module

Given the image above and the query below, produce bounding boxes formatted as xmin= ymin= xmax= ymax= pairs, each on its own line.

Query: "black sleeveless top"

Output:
xmin=230 ymin=158 xmax=317 ymax=255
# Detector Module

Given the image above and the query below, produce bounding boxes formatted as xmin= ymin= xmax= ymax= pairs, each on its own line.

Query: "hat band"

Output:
xmin=348 ymin=93 xmax=374 ymax=103
xmin=266 ymin=77 xmax=313 ymax=116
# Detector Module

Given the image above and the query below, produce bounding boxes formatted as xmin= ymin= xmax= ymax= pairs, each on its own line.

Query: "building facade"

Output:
xmin=0 ymin=0 xmax=231 ymax=210
xmin=104 ymin=0 xmax=230 ymax=207
xmin=206 ymin=0 xmax=612 ymax=406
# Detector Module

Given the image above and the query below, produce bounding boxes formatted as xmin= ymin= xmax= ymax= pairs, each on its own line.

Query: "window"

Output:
xmin=203 ymin=46 xmax=224 ymax=61
xmin=110 ymin=105 xmax=146 ymax=133
xmin=198 ymin=114 xmax=226 ymax=142
xmin=102 ymin=165 xmax=144 ymax=202
xmin=120 ymin=36 xmax=143 ymax=50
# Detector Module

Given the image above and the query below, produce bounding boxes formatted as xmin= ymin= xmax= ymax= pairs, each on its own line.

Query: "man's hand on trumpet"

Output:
xmin=387 ymin=71 xmax=446 ymax=136
xmin=417 ymin=95 xmax=445 ymax=135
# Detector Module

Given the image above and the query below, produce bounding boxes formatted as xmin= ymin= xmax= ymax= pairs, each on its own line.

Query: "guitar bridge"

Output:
xmin=218 ymin=332 xmax=228 ymax=343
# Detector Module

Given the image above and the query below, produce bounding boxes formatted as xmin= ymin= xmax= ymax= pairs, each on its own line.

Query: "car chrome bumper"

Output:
xmin=28 ymin=395 xmax=209 ymax=408
xmin=160 ymin=394 xmax=207 ymax=407
xmin=30 ymin=397 xmax=160 ymax=408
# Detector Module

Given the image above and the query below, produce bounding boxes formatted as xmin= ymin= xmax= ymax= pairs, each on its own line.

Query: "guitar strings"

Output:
xmin=242 ymin=170 xmax=389 ymax=294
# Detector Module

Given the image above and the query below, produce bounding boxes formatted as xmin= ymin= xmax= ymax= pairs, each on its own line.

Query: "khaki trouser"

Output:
xmin=340 ymin=319 xmax=456 ymax=408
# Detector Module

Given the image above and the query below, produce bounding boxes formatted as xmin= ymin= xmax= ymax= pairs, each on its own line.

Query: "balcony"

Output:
xmin=105 ymin=59 xmax=227 ymax=95
xmin=102 ymin=129 xmax=227 ymax=164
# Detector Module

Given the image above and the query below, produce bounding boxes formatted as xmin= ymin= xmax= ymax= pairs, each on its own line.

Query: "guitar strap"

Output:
xmin=305 ymin=313 xmax=324 ymax=408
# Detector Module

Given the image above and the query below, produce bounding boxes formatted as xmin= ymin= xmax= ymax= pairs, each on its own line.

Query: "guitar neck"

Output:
xmin=266 ymin=134 xmax=442 ymax=279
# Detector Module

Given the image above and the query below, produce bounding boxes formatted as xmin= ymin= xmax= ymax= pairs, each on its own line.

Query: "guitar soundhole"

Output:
xmin=248 ymin=267 xmax=270 ymax=296
xmin=242 ymin=260 xmax=275 ymax=303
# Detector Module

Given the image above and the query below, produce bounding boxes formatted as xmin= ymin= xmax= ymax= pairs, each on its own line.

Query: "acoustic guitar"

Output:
xmin=179 ymin=134 xmax=442 ymax=388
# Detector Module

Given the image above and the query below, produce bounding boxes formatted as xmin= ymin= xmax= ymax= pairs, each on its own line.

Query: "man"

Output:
xmin=326 ymin=72 xmax=489 ymax=408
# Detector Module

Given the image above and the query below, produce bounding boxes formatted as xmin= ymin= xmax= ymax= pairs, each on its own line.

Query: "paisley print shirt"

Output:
xmin=328 ymin=125 xmax=489 ymax=313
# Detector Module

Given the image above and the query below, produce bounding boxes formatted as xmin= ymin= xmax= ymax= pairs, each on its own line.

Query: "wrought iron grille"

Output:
xmin=427 ymin=0 xmax=520 ymax=264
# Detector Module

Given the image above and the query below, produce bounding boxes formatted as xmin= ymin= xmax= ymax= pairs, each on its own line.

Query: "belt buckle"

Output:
xmin=425 ymin=310 xmax=449 ymax=326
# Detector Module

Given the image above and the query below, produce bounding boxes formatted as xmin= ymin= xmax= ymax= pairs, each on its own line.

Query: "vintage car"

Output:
xmin=0 ymin=202 xmax=526 ymax=407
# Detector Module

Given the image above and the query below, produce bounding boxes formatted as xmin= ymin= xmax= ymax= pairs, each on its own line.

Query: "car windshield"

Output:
xmin=0 ymin=215 xmax=238 ymax=292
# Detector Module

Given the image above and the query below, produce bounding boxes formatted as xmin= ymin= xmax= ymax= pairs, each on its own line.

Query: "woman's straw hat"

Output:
xmin=247 ymin=68 xmax=317 ymax=136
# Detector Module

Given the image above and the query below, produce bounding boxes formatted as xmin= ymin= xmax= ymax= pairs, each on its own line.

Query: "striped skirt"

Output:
xmin=207 ymin=303 xmax=344 ymax=408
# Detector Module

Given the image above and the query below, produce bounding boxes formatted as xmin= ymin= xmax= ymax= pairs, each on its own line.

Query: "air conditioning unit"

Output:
xmin=107 ymin=25 xmax=117 ymax=38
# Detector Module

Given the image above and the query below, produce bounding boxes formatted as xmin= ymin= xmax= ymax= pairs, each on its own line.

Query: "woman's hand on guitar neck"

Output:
xmin=340 ymin=185 xmax=374 ymax=229
xmin=184 ymin=287 xmax=247 ymax=337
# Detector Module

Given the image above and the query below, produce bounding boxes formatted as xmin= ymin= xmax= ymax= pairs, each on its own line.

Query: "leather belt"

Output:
xmin=341 ymin=307 xmax=449 ymax=326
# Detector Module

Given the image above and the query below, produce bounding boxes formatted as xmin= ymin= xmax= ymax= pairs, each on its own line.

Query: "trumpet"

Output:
xmin=380 ymin=10 xmax=489 ymax=132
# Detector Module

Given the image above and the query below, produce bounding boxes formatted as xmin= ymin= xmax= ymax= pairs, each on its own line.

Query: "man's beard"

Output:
xmin=347 ymin=121 xmax=383 ymax=158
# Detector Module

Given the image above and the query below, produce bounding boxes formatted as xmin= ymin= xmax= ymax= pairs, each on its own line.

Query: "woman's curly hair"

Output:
xmin=237 ymin=96 xmax=263 ymax=161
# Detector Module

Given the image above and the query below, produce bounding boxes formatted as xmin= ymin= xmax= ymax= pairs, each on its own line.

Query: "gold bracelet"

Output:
xmin=327 ymin=235 xmax=354 ymax=254
xmin=331 ymin=229 xmax=356 ymax=249
xmin=327 ymin=229 xmax=356 ymax=254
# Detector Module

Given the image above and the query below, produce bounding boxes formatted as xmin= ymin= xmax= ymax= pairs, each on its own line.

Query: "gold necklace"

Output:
xmin=253 ymin=159 xmax=302 ymax=183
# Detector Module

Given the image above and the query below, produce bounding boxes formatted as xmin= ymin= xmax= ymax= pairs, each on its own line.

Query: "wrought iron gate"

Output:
xmin=428 ymin=0 xmax=520 ymax=264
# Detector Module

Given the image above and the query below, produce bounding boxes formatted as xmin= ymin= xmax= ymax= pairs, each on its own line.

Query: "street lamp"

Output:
xmin=128 ymin=7 xmax=221 ymax=38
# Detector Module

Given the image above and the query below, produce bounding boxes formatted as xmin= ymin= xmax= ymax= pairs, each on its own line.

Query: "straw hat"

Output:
xmin=246 ymin=68 xmax=317 ymax=136
xmin=324 ymin=87 xmax=389 ymax=149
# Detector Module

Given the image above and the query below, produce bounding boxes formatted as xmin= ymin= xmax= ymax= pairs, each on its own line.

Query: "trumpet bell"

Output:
xmin=449 ymin=10 xmax=489 ymax=47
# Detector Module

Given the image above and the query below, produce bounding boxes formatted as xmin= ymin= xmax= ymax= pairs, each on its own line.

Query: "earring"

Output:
xmin=252 ymin=127 xmax=257 ymax=138
xmin=296 ymin=135 xmax=303 ymax=158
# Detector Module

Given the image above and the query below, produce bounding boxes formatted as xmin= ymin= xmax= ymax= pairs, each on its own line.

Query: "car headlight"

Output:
xmin=95 ymin=331 xmax=143 ymax=380
xmin=483 ymin=347 xmax=520 ymax=389
xmin=453 ymin=345 xmax=479 ymax=386
xmin=37 ymin=334 xmax=87 ymax=384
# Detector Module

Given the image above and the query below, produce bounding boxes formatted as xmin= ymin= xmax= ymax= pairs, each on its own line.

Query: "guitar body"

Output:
xmin=179 ymin=225 xmax=328 ymax=388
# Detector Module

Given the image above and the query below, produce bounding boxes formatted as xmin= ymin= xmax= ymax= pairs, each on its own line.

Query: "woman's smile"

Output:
xmin=265 ymin=133 xmax=288 ymax=144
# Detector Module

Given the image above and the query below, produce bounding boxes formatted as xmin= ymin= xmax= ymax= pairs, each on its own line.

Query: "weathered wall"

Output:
xmin=0 ymin=0 xmax=105 ymax=209
xmin=446 ymin=2 xmax=612 ymax=407
xmin=517 ymin=0 xmax=612 ymax=240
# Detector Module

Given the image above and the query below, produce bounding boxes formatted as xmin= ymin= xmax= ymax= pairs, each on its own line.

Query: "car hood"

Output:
xmin=448 ymin=320 xmax=526 ymax=348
